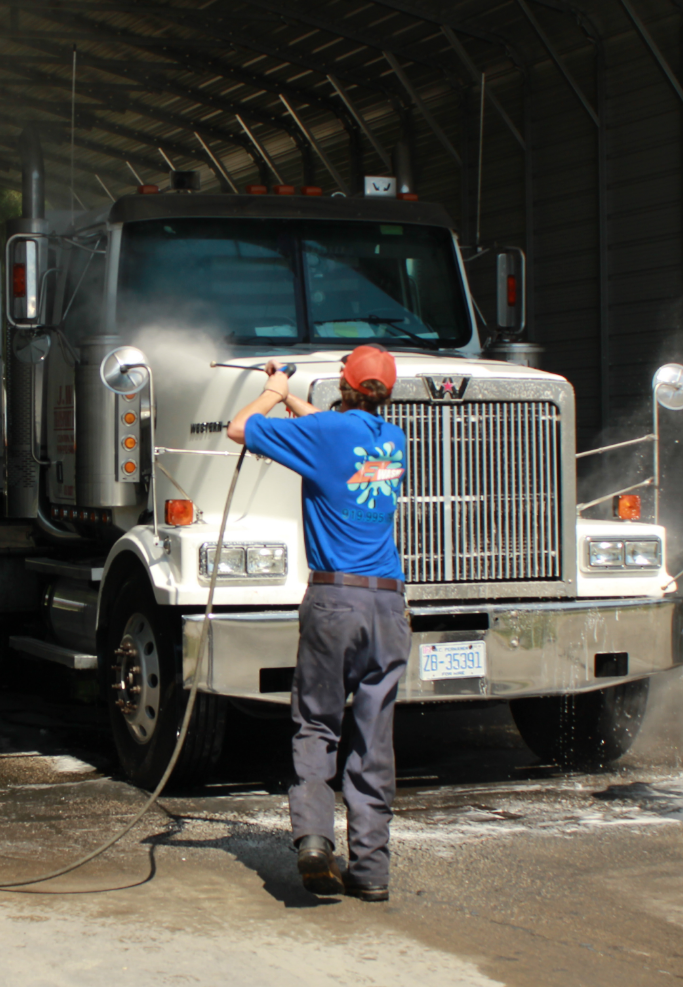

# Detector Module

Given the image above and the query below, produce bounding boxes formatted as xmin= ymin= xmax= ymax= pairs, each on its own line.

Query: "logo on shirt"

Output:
xmin=347 ymin=442 xmax=405 ymax=509
xmin=422 ymin=375 xmax=469 ymax=401
xmin=347 ymin=461 xmax=405 ymax=484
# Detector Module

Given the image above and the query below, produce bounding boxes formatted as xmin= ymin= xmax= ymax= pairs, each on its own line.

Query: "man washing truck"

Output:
xmin=3 ymin=124 xmax=680 ymax=830
xmin=228 ymin=345 xmax=409 ymax=902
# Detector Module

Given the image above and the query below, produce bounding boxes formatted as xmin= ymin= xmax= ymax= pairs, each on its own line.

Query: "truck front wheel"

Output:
xmin=509 ymin=679 xmax=649 ymax=768
xmin=106 ymin=576 xmax=226 ymax=789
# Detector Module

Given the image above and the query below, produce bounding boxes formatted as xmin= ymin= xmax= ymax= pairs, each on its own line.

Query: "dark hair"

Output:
xmin=340 ymin=377 xmax=391 ymax=414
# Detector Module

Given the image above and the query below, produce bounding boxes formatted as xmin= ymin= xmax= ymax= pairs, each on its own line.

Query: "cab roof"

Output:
xmin=105 ymin=192 xmax=456 ymax=229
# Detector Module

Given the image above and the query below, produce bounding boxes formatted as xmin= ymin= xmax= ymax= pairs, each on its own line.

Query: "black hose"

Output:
xmin=0 ymin=447 xmax=248 ymax=889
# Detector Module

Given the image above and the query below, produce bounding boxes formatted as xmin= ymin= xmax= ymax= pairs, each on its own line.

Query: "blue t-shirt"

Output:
xmin=245 ymin=409 xmax=406 ymax=579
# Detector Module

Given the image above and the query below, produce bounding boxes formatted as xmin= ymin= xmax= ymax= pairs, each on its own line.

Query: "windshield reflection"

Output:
xmin=117 ymin=218 xmax=471 ymax=350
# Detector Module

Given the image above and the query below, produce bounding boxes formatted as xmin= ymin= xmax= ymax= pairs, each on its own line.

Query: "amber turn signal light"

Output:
xmin=165 ymin=499 xmax=193 ymax=526
xmin=123 ymin=411 xmax=137 ymax=425
xmin=123 ymin=435 xmax=137 ymax=450
xmin=122 ymin=460 xmax=137 ymax=475
xmin=613 ymin=494 xmax=641 ymax=520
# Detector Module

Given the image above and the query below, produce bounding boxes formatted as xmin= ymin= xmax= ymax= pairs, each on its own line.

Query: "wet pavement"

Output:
xmin=1 ymin=668 xmax=683 ymax=986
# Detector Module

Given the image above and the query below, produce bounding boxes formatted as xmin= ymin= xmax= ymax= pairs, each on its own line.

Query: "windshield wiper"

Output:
xmin=313 ymin=314 xmax=441 ymax=351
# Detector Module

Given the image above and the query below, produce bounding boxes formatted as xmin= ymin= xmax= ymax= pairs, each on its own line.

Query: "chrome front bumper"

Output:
xmin=182 ymin=597 xmax=681 ymax=704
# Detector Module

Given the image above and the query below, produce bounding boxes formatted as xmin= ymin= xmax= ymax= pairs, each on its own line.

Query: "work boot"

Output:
xmin=342 ymin=872 xmax=389 ymax=903
xmin=296 ymin=836 xmax=344 ymax=896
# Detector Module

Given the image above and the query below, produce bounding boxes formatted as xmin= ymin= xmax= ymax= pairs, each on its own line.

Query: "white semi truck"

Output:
xmin=3 ymin=126 xmax=680 ymax=787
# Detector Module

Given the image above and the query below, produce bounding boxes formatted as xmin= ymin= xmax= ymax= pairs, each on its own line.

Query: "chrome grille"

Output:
xmin=385 ymin=402 xmax=562 ymax=583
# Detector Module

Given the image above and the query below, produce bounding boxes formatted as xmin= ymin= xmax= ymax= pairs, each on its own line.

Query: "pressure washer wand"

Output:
xmin=210 ymin=361 xmax=297 ymax=378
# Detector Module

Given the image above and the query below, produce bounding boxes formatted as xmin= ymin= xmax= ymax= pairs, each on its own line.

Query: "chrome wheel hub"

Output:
xmin=111 ymin=612 xmax=161 ymax=744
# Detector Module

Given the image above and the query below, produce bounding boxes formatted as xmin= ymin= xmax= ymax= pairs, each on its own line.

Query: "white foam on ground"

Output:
xmin=49 ymin=755 xmax=96 ymax=775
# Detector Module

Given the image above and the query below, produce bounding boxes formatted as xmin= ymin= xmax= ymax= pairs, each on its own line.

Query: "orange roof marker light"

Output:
xmin=165 ymin=499 xmax=194 ymax=526
xmin=137 ymin=184 xmax=160 ymax=195
xmin=301 ymin=186 xmax=323 ymax=196
xmin=614 ymin=494 xmax=641 ymax=521
xmin=245 ymin=184 xmax=268 ymax=195
xmin=273 ymin=185 xmax=295 ymax=195
xmin=397 ymin=192 xmax=419 ymax=201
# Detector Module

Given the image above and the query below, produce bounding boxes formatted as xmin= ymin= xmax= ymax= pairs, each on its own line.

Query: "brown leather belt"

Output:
xmin=309 ymin=571 xmax=404 ymax=593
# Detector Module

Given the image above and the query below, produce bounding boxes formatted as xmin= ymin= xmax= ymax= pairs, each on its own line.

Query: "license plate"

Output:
xmin=419 ymin=640 xmax=487 ymax=681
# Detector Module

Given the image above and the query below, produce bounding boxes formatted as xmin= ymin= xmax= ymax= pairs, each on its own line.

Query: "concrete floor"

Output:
xmin=1 ymin=667 xmax=683 ymax=987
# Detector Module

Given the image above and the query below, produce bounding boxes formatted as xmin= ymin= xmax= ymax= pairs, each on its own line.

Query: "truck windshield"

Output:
xmin=117 ymin=217 xmax=471 ymax=349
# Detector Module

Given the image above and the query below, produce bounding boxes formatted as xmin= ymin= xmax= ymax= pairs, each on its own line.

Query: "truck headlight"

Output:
xmin=624 ymin=540 xmax=661 ymax=567
xmin=588 ymin=540 xmax=624 ymax=567
xmin=199 ymin=543 xmax=287 ymax=578
xmin=202 ymin=545 xmax=246 ymax=576
xmin=247 ymin=545 xmax=287 ymax=575
xmin=586 ymin=538 xmax=661 ymax=569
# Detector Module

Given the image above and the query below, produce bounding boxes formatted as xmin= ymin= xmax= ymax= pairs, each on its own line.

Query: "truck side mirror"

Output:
xmin=653 ymin=363 xmax=683 ymax=410
xmin=496 ymin=248 xmax=526 ymax=332
xmin=100 ymin=346 xmax=150 ymax=394
xmin=5 ymin=233 xmax=48 ymax=329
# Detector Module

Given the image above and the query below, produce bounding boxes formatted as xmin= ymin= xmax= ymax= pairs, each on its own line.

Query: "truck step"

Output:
xmin=9 ymin=636 xmax=97 ymax=671
xmin=25 ymin=558 xmax=105 ymax=582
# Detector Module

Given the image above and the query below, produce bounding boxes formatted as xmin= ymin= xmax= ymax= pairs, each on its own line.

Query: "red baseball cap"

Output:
xmin=341 ymin=345 xmax=397 ymax=395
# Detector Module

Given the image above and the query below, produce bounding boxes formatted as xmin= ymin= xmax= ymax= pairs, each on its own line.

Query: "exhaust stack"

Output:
xmin=19 ymin=124 xmax=45 ymax=221
xmin=5 ymin=125 xmax=49 ymax=518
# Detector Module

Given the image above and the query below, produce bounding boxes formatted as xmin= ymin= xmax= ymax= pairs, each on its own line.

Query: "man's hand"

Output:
xmin=264 ymin=371 xmax=289 ymax=402
xmin=265 ymin=359 xmax=320 ymax=418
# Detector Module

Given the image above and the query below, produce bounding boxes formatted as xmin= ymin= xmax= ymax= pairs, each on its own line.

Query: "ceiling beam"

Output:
xmin=0 ymin=98 xmax=190 ymax=179
xmin=0 ymin=44 xmax=306 ymax=139
xmin=369 ymin=0 xmax=527 ymax=71
xmin=0 ymin=64 xmax=265 ymax=178
xmin=242 ymin=0 xmax=461 ymax=82
xmin=7 ymin=4 xmax=395 ymax=104
xmin=0 ymin=129 xmax=139 ymax=192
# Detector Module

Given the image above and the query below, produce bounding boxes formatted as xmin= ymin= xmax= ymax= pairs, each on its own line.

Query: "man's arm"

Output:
xmin=265 ymin=359 xmax=320 ymax=417
xmin=226 ymin=371 xmax=289 ymax=445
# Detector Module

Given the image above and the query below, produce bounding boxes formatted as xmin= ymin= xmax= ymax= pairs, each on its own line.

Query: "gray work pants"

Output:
xmin=289 ymin=582 xmax=411 ymax=886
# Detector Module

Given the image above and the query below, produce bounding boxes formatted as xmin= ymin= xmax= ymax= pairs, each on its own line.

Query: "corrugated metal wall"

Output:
xmin=415 ymin=2 xmax=683 ymax=456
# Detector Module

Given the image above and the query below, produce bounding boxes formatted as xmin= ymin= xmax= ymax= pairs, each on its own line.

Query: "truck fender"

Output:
xmin=96 ymin=529 xmax=175 ymax=669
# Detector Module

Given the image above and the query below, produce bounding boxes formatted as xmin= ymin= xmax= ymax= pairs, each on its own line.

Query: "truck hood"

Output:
xmin=210 ymin=348 xmax=566 ymax=386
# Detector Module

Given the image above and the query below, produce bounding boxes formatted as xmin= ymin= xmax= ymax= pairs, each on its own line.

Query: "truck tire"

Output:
xmin=106 ymin=575 xmax=226 ymax=789
xmin=509 ymin=679 xmax=649 ymax=768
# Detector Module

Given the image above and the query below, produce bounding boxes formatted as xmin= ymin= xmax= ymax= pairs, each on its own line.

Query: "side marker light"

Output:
xmin=397 ymin=192 xmax=419 ymax=201
xmin=123 ymin=411 xmax=137 ymax=425
xmin=123 ymin=435 xmax=137 ymax=450
xmin=273 ymin=185 xmax=295 ymax=195
xmin=507 ymin=275 xmax=517 ymax=307
xmin=165 ymin=499 xmax=193 ymax=526
xmin=614 ymin=494 xmax=641 ymax=521
xmin=13 ymin=263 xmax=26 ymax=298
xmin=301 ymin=186 xmax=322 ymax=196
xmin=137 ymin=184 xmax=160 ymax=194
xmin=122 ymin=460 xmax=137 ymax=475
xmin=245 ymin=184 xmax=268 ymax=195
